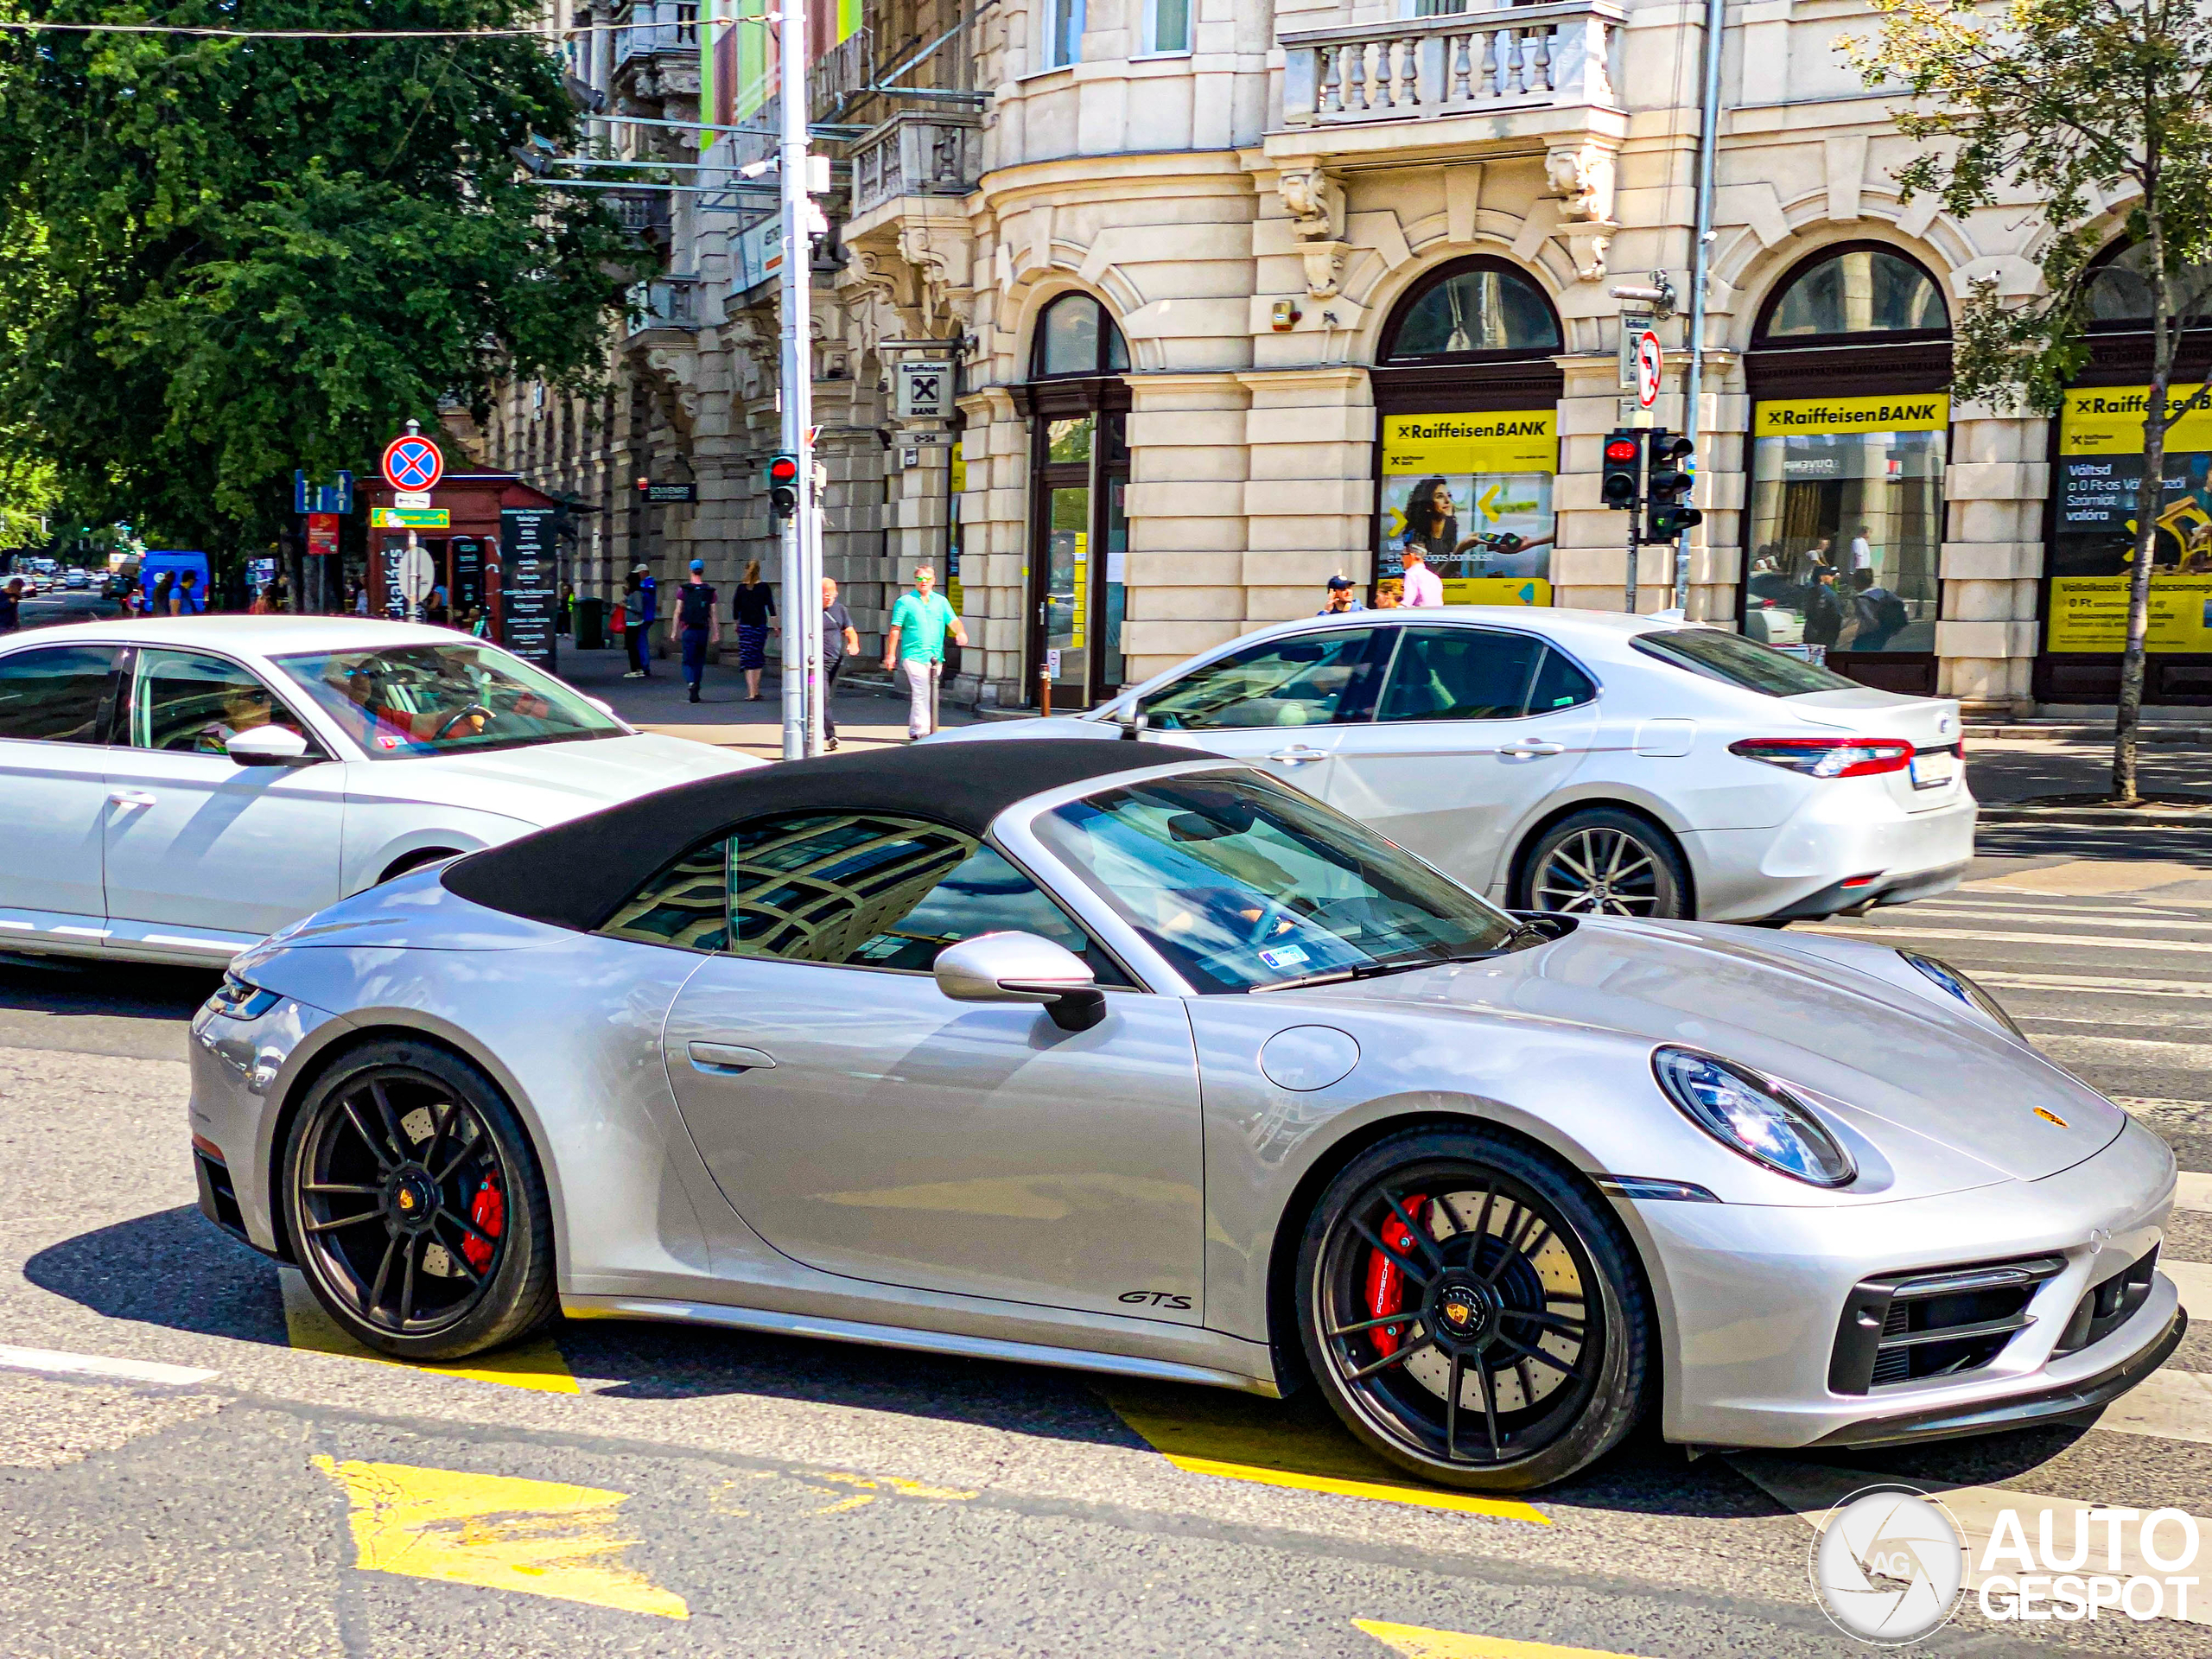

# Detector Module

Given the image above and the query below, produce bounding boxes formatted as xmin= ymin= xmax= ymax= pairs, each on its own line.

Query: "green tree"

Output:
xmin=0 ymin=0 xmax=644 ymax=570
xmin=1847 ymin=0 xmax=2212 ymax=802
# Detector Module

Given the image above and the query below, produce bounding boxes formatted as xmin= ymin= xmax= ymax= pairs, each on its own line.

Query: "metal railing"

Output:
xmin=1280 ymin=0 xmax=1624 ymax=127
xmin=849 ymin=109 xmax=983 ymax=217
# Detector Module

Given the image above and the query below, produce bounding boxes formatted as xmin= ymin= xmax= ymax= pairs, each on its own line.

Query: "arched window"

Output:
xmin=1382 ymin=258 xmax=1561 ymax=361
xmin=1031 ymin=293 xmax=1129 ymax=378
xmin=1758 ymin=245 xmax=1948 ymax=341
xmin=2084 ymin=241 xmax=2212 ymax=326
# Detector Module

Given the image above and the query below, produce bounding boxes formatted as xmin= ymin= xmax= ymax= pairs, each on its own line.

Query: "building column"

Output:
xmin=1123 ymin=372 xmax=1255 ymax=683
xmin=958 ymin=385 xmax=1029 ymax=705
xmin=1235 ymin=367 xmax=1373 ymax=634
xmin=1937 ymin=401 xmax=2050 ymax=715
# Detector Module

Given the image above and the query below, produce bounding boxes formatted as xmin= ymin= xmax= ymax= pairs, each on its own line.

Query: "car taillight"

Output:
xmin=1728 ymin=737 xmax=1912 ymax=778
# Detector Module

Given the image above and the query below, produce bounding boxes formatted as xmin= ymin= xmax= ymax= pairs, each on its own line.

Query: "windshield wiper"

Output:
xmin=1251 ymin=944 xmax=1516 ymax=994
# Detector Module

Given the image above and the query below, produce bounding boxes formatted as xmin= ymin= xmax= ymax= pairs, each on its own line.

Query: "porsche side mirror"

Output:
xmin=934 ymin=931 xmax=1106 ymax=1032
xmin=226 ymin=726 xmax=318 ymax=767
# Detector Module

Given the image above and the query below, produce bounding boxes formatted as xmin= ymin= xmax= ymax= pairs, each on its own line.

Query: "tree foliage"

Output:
xmin=1846 ymin=0 xmax=2212 ymax=798
xmin=0 ymin=0 xmax=645 ymax=560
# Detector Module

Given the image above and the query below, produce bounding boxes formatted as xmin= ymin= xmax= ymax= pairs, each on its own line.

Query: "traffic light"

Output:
xmin=1644 ymin=430 xmax=1702 ymax=540
xmin=1601 ymin=430 xmax=1643 ymax=512
xmin=767 ymin=452 xmax=800 ymax=519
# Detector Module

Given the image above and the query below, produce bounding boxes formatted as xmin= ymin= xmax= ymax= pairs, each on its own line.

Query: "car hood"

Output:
xmin=342 ymin=731 xmax=759 ymax=826
xmin=1301 ymin=918 xmax=2124 ymax=1185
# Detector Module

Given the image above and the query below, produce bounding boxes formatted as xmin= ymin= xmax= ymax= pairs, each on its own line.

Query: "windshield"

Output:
xmin=1032 ymin=770 xmax=1524 ymax=993
xmin=1630 ymin=627 xmax=1856 ymax=696
xmin=271 ymin=641 xmax=625 ymax=759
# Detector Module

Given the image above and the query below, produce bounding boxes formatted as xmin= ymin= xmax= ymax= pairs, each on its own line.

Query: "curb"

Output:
xmin=1965 ymin=724 xmax=2212 ymax=744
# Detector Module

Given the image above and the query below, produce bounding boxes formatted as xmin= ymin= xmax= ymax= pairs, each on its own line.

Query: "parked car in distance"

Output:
xmin=64 ymin=568 xmax=90 ymax=590
xmin=0 ymin=617 xmax=758 ymax=964
xmin=929 ymin=609 xmax=1974 ymax=925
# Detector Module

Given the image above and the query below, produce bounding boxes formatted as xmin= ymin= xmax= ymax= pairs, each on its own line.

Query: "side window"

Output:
xmin=0 ymin=645 xmax=121 ymax=743
xmin=600 ymin=811 xmax=1128 ymax=982
xmin=1528 ymin=646 xmax=1599 ymax=713
xmin=1375 ymin=628 xmax=1545 ymax=723
xmin=1141 ymin=630 xmax=1379 ymax=730
xmin=131 ymin=650 xmax=312 ymax=753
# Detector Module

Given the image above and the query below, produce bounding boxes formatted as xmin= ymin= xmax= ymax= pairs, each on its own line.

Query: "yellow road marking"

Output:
xmin=282 ymin=1268 xmax=578 ymax=1394
xmin=1357 ymin=1619 xmax=1647 ymax=1658
xmin=312 ymin=1456 xmax=687 ymax=1618
xmin=1103 ymin=1385 xmax=1548 ymax=1524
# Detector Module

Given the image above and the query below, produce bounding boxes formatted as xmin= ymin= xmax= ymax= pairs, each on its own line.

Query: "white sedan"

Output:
xmin=0 ymin=616 xmax=757 ymax=964
xmin=932 ymin=609 xmax=1974 ymax=924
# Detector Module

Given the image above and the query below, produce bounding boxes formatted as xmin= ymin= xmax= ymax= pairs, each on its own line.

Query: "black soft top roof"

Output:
xmin=441 ymin=735 xmax=1222 ymax=933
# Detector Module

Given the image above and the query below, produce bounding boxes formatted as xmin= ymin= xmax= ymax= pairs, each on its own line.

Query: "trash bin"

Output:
xmin=575 ymin=594 xmax=606 ymax=652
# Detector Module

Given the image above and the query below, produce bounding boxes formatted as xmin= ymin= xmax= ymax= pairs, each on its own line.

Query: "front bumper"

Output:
xmin=1618 ymin=1113 xmax=2182 ymax=1450
xmin=188 ymin=989 xmax=346 ymax=1256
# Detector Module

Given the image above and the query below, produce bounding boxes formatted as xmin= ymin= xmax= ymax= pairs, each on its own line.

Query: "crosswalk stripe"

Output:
xmin=1904 ymin=906 xmax=2212 ymax=932
xmin=2085 ymin=1367 xmax=2212 ymax=1449
xmin=2165 ymin=1258 xmax=2212 ymax=1322
xmin=2034 ymin=1033 xmax=2212 ymax=1073
xmin=1977 ymin=972 xmax=2212 ymax=999
xmin=1730 ymin=1456 xmax=2211 ymax=1626
xmin=281 ymin=1268 xmax=577 ymax=1393
xmin=1802 ymin=925 xmax=2212 ymax=956
xmin=2178 ymin=1172 xmax=2212 ymax=1211
xmin=0 ymin=1345 xmax=216 ymax=1387
xmin=1355 ymin=1620 xmax=1644 ymax=1658
xmin=312 ymin=1456 xmax=687 ymax=1618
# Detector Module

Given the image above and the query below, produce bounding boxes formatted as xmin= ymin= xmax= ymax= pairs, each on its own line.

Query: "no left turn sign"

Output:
xmin=1634 ymin=329 xmax=1663 ymax=410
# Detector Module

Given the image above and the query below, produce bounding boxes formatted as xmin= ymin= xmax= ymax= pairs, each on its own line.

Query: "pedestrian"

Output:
xmin=175 ymin=570 xmax=205 ymax=615
xmin=731 ymin=560 xmax=775 ymax=700
xmin=1802 ymin=567 xmax=1845 ymax=647
xmin=426 ymin=582 xmax=449 ymax=627
xmin=676 ymin=559 xmax=721 ymax=703
xmin=1317 ymin=574 xmax=1365 ymax=615
xmin=248 ymin=584 xmax=274 ymax=615
xmin=820 ymin=575 xmax=858 ymax=751
xmin=1374 ymin=582 xmax=1402 ymax=609
xmin=0 ymin=576 xmax=22 ymax=635
xmin=467 ymin=605 xmax=489 ymax=639
xmin=637 ymin=562 xmax=658 ymax=663
xmin=558 ymin=580 xmax=575 ymax=637
xmin=882 ymin=563 xmax=966 ymax=741
xmin=621 ymin=567 xmax=651 ymax=677
xmin=150 ymin=571 xmax=175 ymax=617
xmin=1398 ymin=543 xmax=1444 ymax=608
xmin=1848 ymin=524 xmax=1873 ymax=575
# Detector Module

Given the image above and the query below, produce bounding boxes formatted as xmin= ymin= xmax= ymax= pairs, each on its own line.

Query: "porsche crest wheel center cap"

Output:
xmin=389 ymin=1171 xmax=437 ymax=1232
xmin=1428 ymin=1275 xmax=1501 ymax=1344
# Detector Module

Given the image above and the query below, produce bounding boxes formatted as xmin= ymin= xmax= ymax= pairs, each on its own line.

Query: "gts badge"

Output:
xmin=1118 ymin=1290 xmax=1192 ymax=1310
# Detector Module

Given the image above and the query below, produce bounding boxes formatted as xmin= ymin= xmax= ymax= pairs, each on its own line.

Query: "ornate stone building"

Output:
xmin=475 ymin=0 xmax=2205 ymax=716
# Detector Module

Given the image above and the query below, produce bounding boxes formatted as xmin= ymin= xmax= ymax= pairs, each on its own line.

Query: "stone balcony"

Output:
xmin=1271 ymin=0 xmax=1627 ymax=165
xmin=844 ymin=110 xmax=984 ymax=237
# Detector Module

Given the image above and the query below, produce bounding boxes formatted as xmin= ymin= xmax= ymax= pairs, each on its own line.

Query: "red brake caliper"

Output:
xmin=1362 ymin=1194 xmax=1427 ymax=1357
xmin=461 ymin=1169 xmax=505 ymax=1274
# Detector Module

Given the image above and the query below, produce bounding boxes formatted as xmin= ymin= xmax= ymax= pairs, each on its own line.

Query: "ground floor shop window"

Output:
xmin=2049 ymin=382 xmax=2212 ymax=655
xmin=1745 ymin=395 xmax=1946 ymax=658
xmin=1026 ymin=401 xmax=1128 ymax=707
xmin=1376 ymin=411 xmax=1556 ymax=606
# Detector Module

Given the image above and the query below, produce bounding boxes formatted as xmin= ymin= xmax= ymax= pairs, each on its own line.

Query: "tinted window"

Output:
xmin=272 ymin=641 xmax=622 ymax=758
xmin=601 ymin=811 xmax=1127 ymax=982
xmin=0 ymin=645 xmax=118 ymax=743
xmin=1376 ymin=627 xmax=1545 ymax=722
xmin=1764 ymin=249 xmax=1946 ymax=338
xmin=1632 ymin=628 xmax=1855 ymax=696
xmin=1529 ymin=647 xmax=1599 ymax=712
xmin=1142 ymin=630 xmax=1379 ymax=730
xmin=1387 ymin=266 xmax=1561 ymax=359
xmin=131 ymin=650 xmax=310 ymax=753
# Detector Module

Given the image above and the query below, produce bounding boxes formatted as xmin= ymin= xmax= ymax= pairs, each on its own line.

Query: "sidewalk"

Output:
xmin=558 ymin=643 xmax=978 ymax=760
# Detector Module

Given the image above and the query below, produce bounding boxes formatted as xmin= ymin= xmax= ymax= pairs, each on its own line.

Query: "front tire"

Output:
xmin=283 ymin=1039 xmax=556 ymax=1360
xmin=1295 ymin=1128 xmax=1650 ymax=1492
xmin=1518 ymin=808 xmax=1689 ymax=919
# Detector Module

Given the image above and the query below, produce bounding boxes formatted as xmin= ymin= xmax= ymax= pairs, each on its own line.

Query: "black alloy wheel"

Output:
xmin=283 ymin=1039 xmax=556 ymax=1361
xmin=1520 ymin=808 xmax=1689 ymax=919
xmin=1296 ymin=1128 xmax=1650 ymax=1492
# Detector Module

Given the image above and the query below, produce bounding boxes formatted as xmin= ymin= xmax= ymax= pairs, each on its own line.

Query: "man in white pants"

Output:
xmin=881 ymin=563 xmax=968 ymax=740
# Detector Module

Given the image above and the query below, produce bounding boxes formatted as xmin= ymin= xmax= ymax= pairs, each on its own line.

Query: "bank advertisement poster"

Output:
xmin=1380 ymin=412 xmax=1556 ymax=606
xmin=2051 ymin=384 xmax=2212 ymax=652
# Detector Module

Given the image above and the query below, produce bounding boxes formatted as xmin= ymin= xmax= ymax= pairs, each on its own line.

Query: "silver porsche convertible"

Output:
xmin=188 ymin=741 xmax=2184 ymax=1491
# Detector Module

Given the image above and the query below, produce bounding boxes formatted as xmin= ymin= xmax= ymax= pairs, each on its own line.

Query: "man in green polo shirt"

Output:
xmin=882 ymin=563 xmax=968 ymax=739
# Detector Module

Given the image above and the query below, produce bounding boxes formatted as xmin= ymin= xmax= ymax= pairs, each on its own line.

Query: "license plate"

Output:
xmin=1909 ymin=752 xmax=1955 ymax=790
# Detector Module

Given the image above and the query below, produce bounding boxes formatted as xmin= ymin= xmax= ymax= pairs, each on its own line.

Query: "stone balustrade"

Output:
xmin=849 ymin=110 xmax=984 ymax=219
xmin=1280 ymin=0 xmax=1624 ymax=128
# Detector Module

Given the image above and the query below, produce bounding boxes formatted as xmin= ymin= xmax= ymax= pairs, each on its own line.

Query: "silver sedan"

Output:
xmin=188 ymin=741 xmax=2183 ymax=1492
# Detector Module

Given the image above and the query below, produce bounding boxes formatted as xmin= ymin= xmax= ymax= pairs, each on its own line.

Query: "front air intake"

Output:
xmin=1828 ymin=1255 xmax=2066 ymax=1395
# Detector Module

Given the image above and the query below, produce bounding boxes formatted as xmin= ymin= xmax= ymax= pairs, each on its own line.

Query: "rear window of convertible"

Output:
xmin=1630 ymin=627 xmax=1856 ymax=697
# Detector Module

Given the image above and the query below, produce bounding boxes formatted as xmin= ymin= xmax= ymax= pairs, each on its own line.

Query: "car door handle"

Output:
xmin=687 ymin=1041 xmax=777 ymax=1075
xmin=107 ymin=791 xmax=156 ymax=808
xmin=1497 ymin=741 xmax=1565 ymax=758
xmin=1267 ymin=745 xmax=1330 ymax=765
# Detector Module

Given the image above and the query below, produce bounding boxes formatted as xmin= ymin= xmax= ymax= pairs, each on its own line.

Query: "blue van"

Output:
xmin=140 ymin=550 xmax=213 ymax=613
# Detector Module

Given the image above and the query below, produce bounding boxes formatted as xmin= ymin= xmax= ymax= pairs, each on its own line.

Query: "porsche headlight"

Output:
xmin=1652 ymin=1046 xmax=1857 ymax=1188
xmin=206 ymin=972 xmax=279 ymax=1022
xmin=1899 ymin=950 xmax=2024 ymax=1039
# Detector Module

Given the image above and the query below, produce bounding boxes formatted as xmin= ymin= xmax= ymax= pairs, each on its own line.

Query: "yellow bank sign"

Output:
xmin=1382 ymin=413 xmax=1555 ymax=475
xmin=1754 ymin=395 xmax=1948 ymax=436
xmin=2060 ymin=385 xmax=2212 ymax=454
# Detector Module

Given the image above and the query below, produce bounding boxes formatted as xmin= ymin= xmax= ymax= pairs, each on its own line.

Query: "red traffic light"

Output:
xmin=1604 ymin=438 xmax=1641 ymax=463
xmin=767 ymin=454 xmax=799 ymax=484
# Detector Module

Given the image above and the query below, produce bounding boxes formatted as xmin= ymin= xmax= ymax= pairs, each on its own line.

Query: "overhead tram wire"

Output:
xmin=0 ymin=16 xmax=774 ymax=38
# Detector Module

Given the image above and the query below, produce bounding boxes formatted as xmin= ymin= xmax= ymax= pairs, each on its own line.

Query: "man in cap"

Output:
xmin=1317 ymin=574 xmax=1365 ymax=615
xmin=675 ymin=559 xmax=721 ymax=702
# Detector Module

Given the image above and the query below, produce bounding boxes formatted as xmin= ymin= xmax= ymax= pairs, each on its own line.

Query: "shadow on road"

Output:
xmin=23 ymin=1204 xmax=288 ymax=1348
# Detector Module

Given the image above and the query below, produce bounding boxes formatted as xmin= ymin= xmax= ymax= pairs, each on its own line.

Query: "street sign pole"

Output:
xmin=777 ymin=0 xmax=813 ymax=761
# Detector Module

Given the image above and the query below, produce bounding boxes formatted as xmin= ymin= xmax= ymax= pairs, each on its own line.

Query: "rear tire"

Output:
xmin=1517 ymin=809 xmax=1690 ymax=920
xmin=1294 ymin=1127 xmax=1650 ymax=1492
xmin=282 ymin=1039 xmax=556 ymax=1360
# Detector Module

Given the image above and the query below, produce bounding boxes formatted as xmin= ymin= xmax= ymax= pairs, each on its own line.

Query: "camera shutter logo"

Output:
xmin=1811 ymin=1485 xmax=1967 ymax=1644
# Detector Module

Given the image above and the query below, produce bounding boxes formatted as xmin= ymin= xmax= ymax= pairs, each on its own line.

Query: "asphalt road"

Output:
xmin=2 ymin=798 xmax=2211 ymax=1654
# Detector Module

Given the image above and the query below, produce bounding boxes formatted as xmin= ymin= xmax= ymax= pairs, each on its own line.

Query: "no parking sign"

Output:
xmin=381 ymin=432 xmax=445 ymax=493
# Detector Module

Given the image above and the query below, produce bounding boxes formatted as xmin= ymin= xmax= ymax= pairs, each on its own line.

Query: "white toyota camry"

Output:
xmin=0 ymin=616 xmax=757 ymax=965
xmin=932 ymin=609 xmax=1974 ymax=924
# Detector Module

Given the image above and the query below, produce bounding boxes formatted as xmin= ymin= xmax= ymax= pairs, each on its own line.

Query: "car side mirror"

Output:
xmin=934 ymin=931 xmax=1106 ymax=1032
xmin=226 ymin=725 xmax=317 ymax=767
xmin=1116 ymin=700 xmax=1150 ymax=741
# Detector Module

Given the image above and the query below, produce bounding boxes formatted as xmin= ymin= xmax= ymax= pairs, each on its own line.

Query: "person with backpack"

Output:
xmin=675 ymin=559 xmax=721 ymax=702
xmin=1852 ymin=569 xmax=1911 ymax=651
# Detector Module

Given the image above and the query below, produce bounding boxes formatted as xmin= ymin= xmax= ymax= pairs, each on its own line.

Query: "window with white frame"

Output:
xmin=1145 ymin=0 xmax=1190 ymax=54
xmin=1045 ymin=0 xmax=1084 ymax=67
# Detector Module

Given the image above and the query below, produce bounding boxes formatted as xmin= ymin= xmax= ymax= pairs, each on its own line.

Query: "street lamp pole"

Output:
xmin=777 ymin=0 xmax=813 ymax=760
